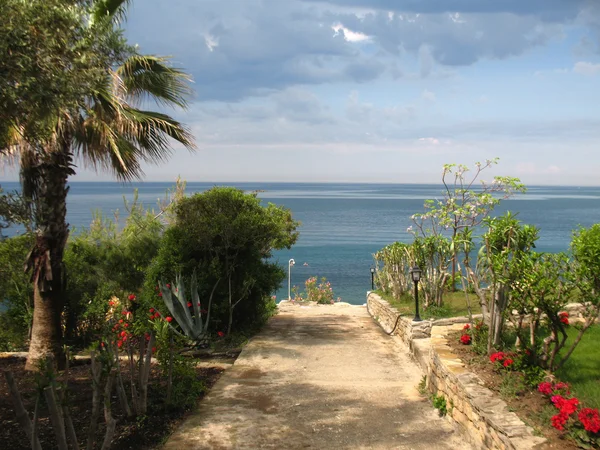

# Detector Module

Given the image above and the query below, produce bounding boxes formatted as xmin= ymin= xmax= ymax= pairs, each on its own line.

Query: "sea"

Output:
xmin=2 ymin=182 xmax=600 ymax=305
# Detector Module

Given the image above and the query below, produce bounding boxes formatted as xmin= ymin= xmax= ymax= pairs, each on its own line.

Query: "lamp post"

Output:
xmin=370 ymin=267 xmax=375 ymax=290
xmin=410 ymin=265 xmax=422 ymax=322
xmin=288 ymin=258 xmax=295 ymax=300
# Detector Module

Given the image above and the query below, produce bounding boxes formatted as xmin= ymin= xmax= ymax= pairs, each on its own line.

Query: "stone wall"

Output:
xmin=428 ymin=325 xmax=545 ymax=450
xmin=366 ymin=291 xmax=546 ymax=450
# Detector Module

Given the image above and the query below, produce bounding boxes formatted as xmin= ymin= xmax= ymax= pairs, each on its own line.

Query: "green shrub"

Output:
xmin=0 ymin=234 xmax=34 ymax=349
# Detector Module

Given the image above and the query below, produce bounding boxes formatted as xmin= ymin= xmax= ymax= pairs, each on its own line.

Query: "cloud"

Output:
xmin=421 ymin=89 xmax=436 ymax=102
xmin=123 ymin=0 xmax=594 ymax=102
xmin=332 ymin=23 xmax=371 ymax=42
xmin=573 ymin=61 xmax=600 ymax=76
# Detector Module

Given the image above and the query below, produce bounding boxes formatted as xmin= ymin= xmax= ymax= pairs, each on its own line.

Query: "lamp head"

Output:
xmin=410 ymin=265 xmax=421 ymax=282
xmin=370 ymin=267 xmax=375 ymax=274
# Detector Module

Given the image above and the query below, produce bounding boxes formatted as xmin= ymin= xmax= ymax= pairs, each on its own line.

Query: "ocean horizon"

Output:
xmin=2 ymin=181 xmax=600 ymax=305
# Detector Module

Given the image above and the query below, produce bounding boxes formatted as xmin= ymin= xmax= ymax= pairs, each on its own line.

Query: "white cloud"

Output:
xmin=573 ymin=61 xmax=600 ymax=76
xmin=422 ymin=89 xmax=436 ymax=101
xmin=332 ymin=22 xmax=371 ymax=42
xmin=418 ymin=137 xmax=440 ymax=145
xmin=204 ymin=33 xmax=219 ymax=52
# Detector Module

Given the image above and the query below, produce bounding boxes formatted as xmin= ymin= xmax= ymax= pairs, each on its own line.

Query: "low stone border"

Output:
xmin=366 ymin=292 xmax=546 ymax=450
xmin=428 ymin=324 xmax=546 ymax=450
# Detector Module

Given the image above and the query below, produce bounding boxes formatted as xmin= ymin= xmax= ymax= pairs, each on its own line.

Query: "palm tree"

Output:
xmin=2 ymin=0 xmax=195 ymax=370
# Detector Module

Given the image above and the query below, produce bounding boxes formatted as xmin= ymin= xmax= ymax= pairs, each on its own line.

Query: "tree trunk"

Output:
xmin=24 ymin=146 xmax=74 ymax=371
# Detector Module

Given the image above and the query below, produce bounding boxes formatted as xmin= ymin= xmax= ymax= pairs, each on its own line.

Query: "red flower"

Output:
xmin=100 ymin=342 xmax=105 ymax=348
xmin=166 ymin=283 xmax=171 ymax=289
xmin=108 ymin=300 xmax=115 ymax=307
xmin=559 ymin=311 xmax=569 ymax=318
xmin=187 ymin=302 xmax=192 ymax=307
xmin=149 ymin=308 xmax=155 ymax=313
xmin=560 ymin=317 xmax=569 ymax=325
xmin=165 ymin=316 xmax=173 ymax=323
xmin=503 ymin=358 xmax=514 ymax=368
xmin=124 ymin=323 xmax=129 ymax=327
xmin=460 ymin=334 xmax=472 ymax=345
xmin=119 ymin=319 xmax=124 ymax=324
xmin=154 ymin=313 xmax=160 ymax=319
xmin=158 ymin=292 xmax=163 ymax=297
xmin=463 ymin=324 xmax=471 ymax=331
xmin=117 ymin=340 xmax=123 ymax=348
xmin=152 ymin=347 xmax=157 ymax=353
xmin=578 ymin=408 xmax=600 ymax=434
xmin=120 ymin=331 xmax=127 ymax=337
xmin=128 ymin=294 xmax=136 ymax=301
xmin=490 ymin=352 xmax=505 ymax=363
xmin=217 ymin=331 xmax=225 ymax=338
xmin=538 ymin=382 xmax=553 ymax=396
xmin=551 ymin=412 xmax=569 ymax=431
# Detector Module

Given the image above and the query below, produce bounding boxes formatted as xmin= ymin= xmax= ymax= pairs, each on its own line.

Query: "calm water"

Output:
xmin=2 ymin=182 xmax=600 ymax=304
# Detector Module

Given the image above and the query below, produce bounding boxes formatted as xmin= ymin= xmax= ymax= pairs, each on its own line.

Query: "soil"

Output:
xmin=446 ymin=331 xmax=580 ymax=450
xmin=0 ymin=355 xmax=225 ymax=450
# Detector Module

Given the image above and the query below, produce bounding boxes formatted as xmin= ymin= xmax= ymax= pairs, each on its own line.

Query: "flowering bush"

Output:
xmin=459 ymin=323 xmax=472 ymax=345
xmin=304 ymin=276 xmax=336 ymax=304
xmin=538 ymin=382 xmax=600 ymax=446
xmin=489 ymin=351 xmax=515 ymax=370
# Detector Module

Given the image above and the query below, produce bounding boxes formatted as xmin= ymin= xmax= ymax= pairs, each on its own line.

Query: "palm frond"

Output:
xmin=91 ymin=0 xmax=130 ymax=24
xmin=116 ymin=55 xmax=194 ymax=109
xmin=74 ymin=79 xmax=195 ymax=181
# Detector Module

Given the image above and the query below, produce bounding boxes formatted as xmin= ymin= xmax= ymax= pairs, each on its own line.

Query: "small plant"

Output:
xmin=489 ymin=351 xmax=515 ymax=371
xmin=459 ymin=323 xmax=472 ymax=345
xmin=432 ymin=394 xmax=447 ymax=416
xmin=158 ymin=273 xmax=217 ymax=343
xmin=418 ymin=375 xmax=428 ymax=396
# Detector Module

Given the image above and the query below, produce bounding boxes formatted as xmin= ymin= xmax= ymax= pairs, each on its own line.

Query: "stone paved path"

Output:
xmin=163 ymin=303 xmax=470 ymax=450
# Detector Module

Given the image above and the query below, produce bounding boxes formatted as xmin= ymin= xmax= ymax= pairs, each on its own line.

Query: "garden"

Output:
xmin=0 ymin=183 xmax=299 ymax=449
xmin=373 ymin=160 xmax=600 ymax=449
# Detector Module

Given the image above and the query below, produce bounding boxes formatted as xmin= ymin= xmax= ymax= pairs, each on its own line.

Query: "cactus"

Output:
xmin=159 ymin=273 xmax=205 ymax=342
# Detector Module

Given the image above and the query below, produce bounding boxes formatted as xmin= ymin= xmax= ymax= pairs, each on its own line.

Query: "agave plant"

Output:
xmin=159 ymin=274 xmax=218 ymax=342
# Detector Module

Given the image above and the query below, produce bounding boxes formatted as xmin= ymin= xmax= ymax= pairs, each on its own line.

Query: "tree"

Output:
xmin=1 ymin=0 xmax=195 ymax=369
xmin=151 ymin=187 xmax=299 ymax=336
xmin=412 ymin=159 xmax=526 ymax=292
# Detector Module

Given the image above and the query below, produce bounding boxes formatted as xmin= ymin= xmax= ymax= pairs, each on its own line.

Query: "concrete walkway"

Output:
xmin=163 ymin=303 xmax=470 ymax=450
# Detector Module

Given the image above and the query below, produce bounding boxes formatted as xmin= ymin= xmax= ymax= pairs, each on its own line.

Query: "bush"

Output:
xmin=0 ymin=234 xmax=34 ymax=350
xmin=144 ymin=187 xmax=299 ymax=336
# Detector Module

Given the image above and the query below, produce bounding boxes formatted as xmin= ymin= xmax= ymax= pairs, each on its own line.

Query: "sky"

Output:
xmin=3 ymin=0 xmax=600 ymax=185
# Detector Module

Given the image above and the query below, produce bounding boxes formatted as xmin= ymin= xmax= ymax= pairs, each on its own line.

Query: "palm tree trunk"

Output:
xmin=24 ymin=145 xmax=74 ymax=371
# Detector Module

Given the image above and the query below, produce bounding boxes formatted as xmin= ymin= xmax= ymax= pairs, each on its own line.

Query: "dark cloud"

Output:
xmin=124 ymin=0 xmax=593 ymax=102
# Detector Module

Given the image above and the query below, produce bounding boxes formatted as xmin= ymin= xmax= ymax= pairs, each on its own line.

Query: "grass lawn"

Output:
xmin=556 ymin=325 xmax=600 ymax=410
xmin=374 ymin=289 xmax=481 ymax=319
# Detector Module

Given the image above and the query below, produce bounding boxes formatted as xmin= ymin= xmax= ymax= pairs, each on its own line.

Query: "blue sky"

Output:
xmin=3 ymin=0 xmax=600 ymax=185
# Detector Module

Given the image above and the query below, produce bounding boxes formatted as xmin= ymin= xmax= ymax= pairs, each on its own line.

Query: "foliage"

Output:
xmin=304 ymin=277 xmax=336 ymax=304
xmin=0 ymin=187 xmax=31 ymax=237
xmin=158 ymin=274 xmax=216 ymax=343
xmin=432 ymin=394 xmax=448 ymax=416
xmin=0 ymin=234 xmax=34 ymax=350
xmin=146 ymin=187 xmax=299 ymax=336
xmin=375 ymin=289 xmax=480 ymax=320
xmin=0 ymin=0 xmax=131 ymax=146
xmin=410 ymin=235 xmax=452 ymax=307
xmin=373 ymin=242 xmax=411 ymax=299
xmin=63 ymin=195 xmax=163 ymax=347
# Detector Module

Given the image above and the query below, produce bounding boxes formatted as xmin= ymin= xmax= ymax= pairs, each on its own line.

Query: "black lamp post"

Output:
xmin=370 ymin=267 xmax=375 ymax=290
xmin=410 ymin=265 xmax=422 ymax=322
